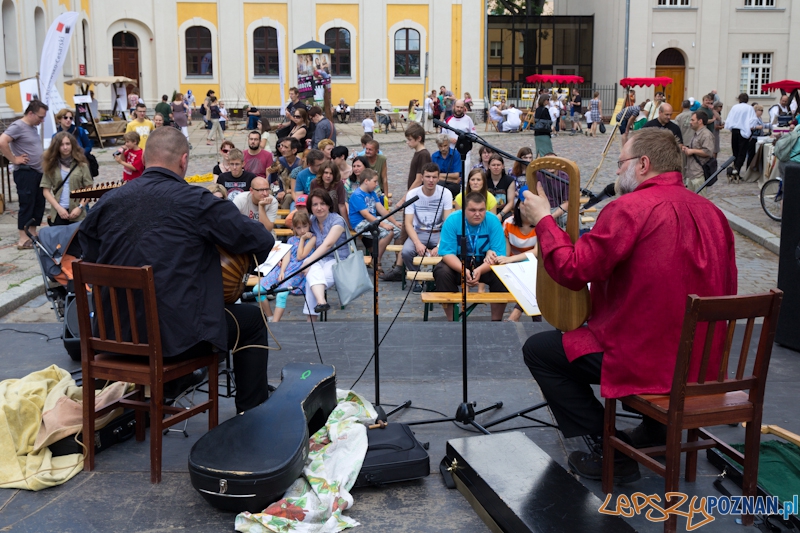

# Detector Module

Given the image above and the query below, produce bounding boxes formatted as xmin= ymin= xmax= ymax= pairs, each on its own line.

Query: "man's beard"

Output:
xmin=454 ymin=110 xmax=464 ymax=118
xmin=616 ymin=162 xmax=639 ymax=195
xmin=249 ymin=143 xmax=259 ymax=150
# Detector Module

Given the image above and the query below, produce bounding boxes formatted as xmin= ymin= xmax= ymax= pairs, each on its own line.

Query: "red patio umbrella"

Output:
xmin=619 ymin=77 xmax=673 ymax=88
xmin=525 ymin=74 xmax=584 ymax=84
xmin=761 ymin=80 xmax=800 ymax=93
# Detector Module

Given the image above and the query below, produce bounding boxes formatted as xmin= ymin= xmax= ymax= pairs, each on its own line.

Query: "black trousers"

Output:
xmin=522 ymin=329 xmax=604 ymax=438
xmin=176 ymin=304 xmax=268 ymax=413
xmin=731 ymin=128 xmax=750 ymax=173
xmin=433 ymin=261 xmax=508 ymax=293
xmin=13 ymin=168 xmax=45 ymax=230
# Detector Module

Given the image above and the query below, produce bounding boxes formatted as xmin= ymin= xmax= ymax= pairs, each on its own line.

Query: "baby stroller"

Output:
xmin=26 ymin=220 xmax=84 ymax=361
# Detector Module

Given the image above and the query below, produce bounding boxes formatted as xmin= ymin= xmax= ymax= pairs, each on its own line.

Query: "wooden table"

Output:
xmin=376 ymin=111 xmax=404 ymax=132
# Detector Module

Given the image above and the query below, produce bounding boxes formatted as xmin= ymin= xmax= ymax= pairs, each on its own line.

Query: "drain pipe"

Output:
xmin=623 ymin=0 xmax=630 ymax=79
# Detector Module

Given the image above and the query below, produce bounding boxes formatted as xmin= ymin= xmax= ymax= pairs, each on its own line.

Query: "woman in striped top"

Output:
xmin=498 ymin=197 xmax=539 ymax=322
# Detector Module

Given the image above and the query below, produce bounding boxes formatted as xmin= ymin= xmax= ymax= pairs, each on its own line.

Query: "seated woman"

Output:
xmin=309 ymin=161 xmax=346 ymax=217
xmin=508 ymin=146 xmax=533 ymax=191
xmin=302 ymin=189 xmax=350 ymax=320
xmin=40 ymin=132 xmax=93 ymax=226
xmin=289 ymin=108 xmax=310 ymax=146
xmin=453 ymin=168 xmax=497 ymax=214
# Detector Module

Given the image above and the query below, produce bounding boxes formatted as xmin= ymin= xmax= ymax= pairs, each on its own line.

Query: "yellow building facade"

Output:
xmin=1 ymin=0 xmax=486 ymax=117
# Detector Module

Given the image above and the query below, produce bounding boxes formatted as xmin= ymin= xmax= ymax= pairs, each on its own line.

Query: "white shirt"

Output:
xmin=769 ymin=104 xmax=790 ymax=124
xmin=489 ymin=105 xmax=503 ymax=121
xmin=725 ymin=102 xmax=758 ymax=139
xmin=362 ymin=117 xmax=374 ymax=133
xmin=405 ymin=185 xmax=453 ymax=232
xmin=219 ymin=107 xmax=228 ymax=121
xmin=424 ymin=97 xmax=433 ymax=115
xmin=549 ymin=105 xmax=559 ymax=122
xmin=233 ymin=192 xmax=278 ymax=235
xmin=501 ymin=108 xmax=523 ymax=130
xmin=445 ymin=114 xmax=476 ymax=142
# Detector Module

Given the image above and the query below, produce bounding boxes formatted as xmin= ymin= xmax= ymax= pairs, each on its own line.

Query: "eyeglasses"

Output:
xmin=35 ymin=113 xmax=47 ymax=120
xmin=63 ymin=116 xmax=73 ymax=121
xmin=252 ymin=187 xmax=269 ymax=193
xmin=617 ymin=156 xmax=640 ymax=169
xmin=221 ymin=148 xmax=230 ymax=153
xmin=293 ymin=115 xmax=302 ymax=118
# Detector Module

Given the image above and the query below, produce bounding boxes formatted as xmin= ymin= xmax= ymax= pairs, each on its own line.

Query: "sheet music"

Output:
xmin=255 ymin=243 xmax=293 ymax=276
xmin=492 ymin=258 xmax=541 ymax=316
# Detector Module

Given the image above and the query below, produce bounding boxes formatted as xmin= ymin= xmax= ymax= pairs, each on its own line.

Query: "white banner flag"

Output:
xmin=39 ymin=11 xmax=79 ymax=145
xmin=18 ymin=79 xmax=42 ymax=137
xmin=278 ymin=26 xmax=286 ymax=116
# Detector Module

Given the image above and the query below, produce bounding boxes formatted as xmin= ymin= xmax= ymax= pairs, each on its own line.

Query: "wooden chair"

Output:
xmin=602 ymin=290 xmax=783 ymax=533
xmin=485 ymin=118 xmax=499 ymax=132
xmin=73 ymin=261 xmax=219 ymax=483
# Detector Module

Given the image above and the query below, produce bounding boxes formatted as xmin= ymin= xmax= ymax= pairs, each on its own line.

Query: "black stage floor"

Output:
xmin=0 ymin=321 xmax=797 ymax=532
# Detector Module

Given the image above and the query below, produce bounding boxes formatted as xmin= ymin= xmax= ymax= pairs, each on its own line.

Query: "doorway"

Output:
xmin=655 ymin=48 xmax=685 ymax=113
xmin=112 ymin=31 xmax=140 ymax=89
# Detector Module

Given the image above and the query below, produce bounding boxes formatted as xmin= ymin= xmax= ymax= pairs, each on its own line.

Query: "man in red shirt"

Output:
xmin=243 ymin=130 xmax=274 ymax=178
xmin=520 ymin=128 xmax=737 ymax=483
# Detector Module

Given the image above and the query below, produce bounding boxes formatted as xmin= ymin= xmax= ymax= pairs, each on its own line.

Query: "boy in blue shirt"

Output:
xmin=434 ymin=191 xmax=508 ymax=321
xmin=348 ymin=169 xmax=401 ymax=268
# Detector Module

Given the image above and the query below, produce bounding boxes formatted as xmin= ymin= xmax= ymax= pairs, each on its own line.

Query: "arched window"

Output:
xmin=34 ymin=8 xmax=45 ymax=63
xmin=185 ymin=26 xmax=212 ymax=76
xmin=324 ymin=28 xmax=350 ymax=77
xmin=2 ymin=0 xmax=19 ymax=73
xmin=253 ymin=26 xmax=278 ymax=76
xmin=394 ymin=28 xmax=420 ymax=77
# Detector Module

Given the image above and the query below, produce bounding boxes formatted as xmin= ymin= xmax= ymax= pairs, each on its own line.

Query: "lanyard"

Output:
xmin=465 ymin=223 xmax=479 ymax=257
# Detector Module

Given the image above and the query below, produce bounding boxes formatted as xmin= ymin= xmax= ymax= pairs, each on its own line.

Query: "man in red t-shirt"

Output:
xmin=243 ymin=131 xmax=274 ymax=178
xmin=115 ymin=131 xmax=145 ymax=181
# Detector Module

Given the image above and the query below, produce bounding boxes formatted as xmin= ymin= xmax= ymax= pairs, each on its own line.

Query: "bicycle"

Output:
xmin=760 ymin=177 xmax=783 ymax=222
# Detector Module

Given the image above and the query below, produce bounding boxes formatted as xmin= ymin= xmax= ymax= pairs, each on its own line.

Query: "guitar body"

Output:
xmin=189 ymin=363 xmax=337 ymax=512
xmin=218 ymin=247 xmax=252 ymax=304
xmin=526 ymin=157 xmax=591 ymax=332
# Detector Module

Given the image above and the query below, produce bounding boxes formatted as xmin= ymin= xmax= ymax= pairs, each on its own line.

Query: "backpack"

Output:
xmin=432 ymin=98 xmax=441 ymax=117
xmin=774 ymin=129 xmax=800 ymax=162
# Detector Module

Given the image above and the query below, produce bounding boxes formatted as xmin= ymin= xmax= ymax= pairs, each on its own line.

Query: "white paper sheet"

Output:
xmin=255 ymin=242 xmax=293 ymax=276
xmin=492 ymin=258 xmax=541 ymax=316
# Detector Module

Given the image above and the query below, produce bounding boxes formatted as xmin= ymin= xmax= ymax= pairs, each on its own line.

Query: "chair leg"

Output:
xmin=82 ymin=368 xmax=96 ymax=472
xmin=150 ymin=378 xmax=164 ymax=483
xmin=134 ymin=386 xmax=146 ymax=442
xmin=663 ymin=425 xmax=683 ymax=533
xmin=741 ymin=417 xmax=762 ymax=527
xmin=602 ymin=398 xmax=616 ymax=494
xmin=685 ymin=428 xmax=698 ymax=482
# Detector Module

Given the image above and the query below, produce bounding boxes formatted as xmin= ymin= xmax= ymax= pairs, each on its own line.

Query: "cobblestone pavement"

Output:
xmin=0 ymin=121 xmax=780 ymax=323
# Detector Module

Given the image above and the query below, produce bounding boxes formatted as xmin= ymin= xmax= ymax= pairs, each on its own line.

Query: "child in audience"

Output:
xmin=349 ymin=168 xmax=401 ymax=269
xmin=115 ymin=131 xmax=144 ymax=181
xmin=257 ymin=210 xmax=316 ymax=322
xmin=453 ymin=168 xmax=497 ymax=214
xmin=284 ymin=194 xmax=308 ymax=229
xmin=362 ymin=115 xmax=375 ymax=139
xmin=497 ymin=196 xmax=539 ymax=322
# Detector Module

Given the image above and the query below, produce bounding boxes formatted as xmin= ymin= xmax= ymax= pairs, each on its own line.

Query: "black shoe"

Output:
xmin=314 ymin=303 xmax=331 ymax=313
xmin=622 ymin=420 xmax=667 ymax=449
xmin=568 ymin=450 xmax=641 ymax=484
xmin=163 ymin=368 xmax=207 ymax=400
xmin=380 ymin=267 xmax=404 ymax=282
xmin=412 ymin=282 xmax=423 ymax=293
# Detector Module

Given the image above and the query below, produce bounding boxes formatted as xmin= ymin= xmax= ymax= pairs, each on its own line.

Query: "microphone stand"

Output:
xmin=261 ymin=196 xmax=419 ymax=420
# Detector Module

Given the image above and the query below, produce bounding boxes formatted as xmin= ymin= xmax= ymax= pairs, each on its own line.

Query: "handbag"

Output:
xmin=86 ymin=152 xmax=99 ymax=177
xmin=693 ymin=154 xmax=718 ymax=184
xmin=332 ymin=241 xmax=373 ymax=307
xmin=599 ymin=121 xmax=606 ymax=134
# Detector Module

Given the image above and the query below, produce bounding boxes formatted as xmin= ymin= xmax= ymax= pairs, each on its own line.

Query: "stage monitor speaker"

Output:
xmin=776 ymin=162 xmax=800 ymax=351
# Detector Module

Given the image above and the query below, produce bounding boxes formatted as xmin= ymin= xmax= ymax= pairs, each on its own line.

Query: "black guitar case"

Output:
xmin=188 ymin=362 xmax=337 ymax=512
xmin=443 ymin=432 xmax=637 ymax=532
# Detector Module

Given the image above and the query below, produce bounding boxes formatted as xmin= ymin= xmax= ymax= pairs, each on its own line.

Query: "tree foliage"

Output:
xmin=489 ymin=0 xmax=547 ymax=16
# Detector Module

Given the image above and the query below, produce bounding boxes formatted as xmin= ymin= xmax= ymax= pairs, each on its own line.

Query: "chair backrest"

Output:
xmin=669 ymin=290 xmax=783 ymax=411
xmin=73 ymin=260 xmax=162 ymax=361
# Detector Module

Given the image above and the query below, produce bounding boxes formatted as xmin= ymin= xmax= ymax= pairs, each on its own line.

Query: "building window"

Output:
xmin=324 ymin=28 xmax=351 ymax=77
xmin=253 ymin=26 xmax=279 ymax=76
xmin=657 ymin=0 xmax=690 ymax=5
xmin=185 ymin=26 xmax=212 ymax=76
xmin=2 ymin=0 xmax=20 ymax=73
xmin=744 ymin=0 xmax=775 ymax=5
xmin=490 ymin=41 xmax=502 ymax=58
xmin=740 ymin=53 xmax=772 ymax=96
xmin=394 ymin=28 xmax=420 ymax=77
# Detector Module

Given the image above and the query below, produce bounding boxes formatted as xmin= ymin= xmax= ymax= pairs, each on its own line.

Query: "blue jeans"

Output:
xmin=247 ymin=116 xmax=260 ymax=130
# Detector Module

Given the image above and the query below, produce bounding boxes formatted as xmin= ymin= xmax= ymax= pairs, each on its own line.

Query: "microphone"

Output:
xmin=583 ymin=182 xmax=617 ymax=210
xmin=241 ymin=285 xmax=296 ymax=301
xmin=432 ymin=118 xmax=448 ymax=129
xmin=398 ymin=195 xmax=420 ymax=210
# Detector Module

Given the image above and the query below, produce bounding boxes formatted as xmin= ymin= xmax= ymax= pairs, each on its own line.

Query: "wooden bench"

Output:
xmin=277 ymin=209 xmax=289 ymax=217
xmin=420 ymin=291 xmax=518 ymax=321
xmin=412 ymin=256 xmax=443 ymax=266
xmin=386 ymin=244 xmax=404 ymax=253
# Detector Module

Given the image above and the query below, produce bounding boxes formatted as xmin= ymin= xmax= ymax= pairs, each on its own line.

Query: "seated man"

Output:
xmin=500 ymin=104 xmax=523 ymax=132
xmin=216 ymin=148 xmax=256 ymax=201
xmin=79 ymin=126 xmax=275 ymax=414
xmin=433 ymin=192 xmax=508 ymax=321
xmin=519 ymin=128 xmax=737 ymax=483
xmin=403 ymin=162 xmax=453 ymax=292
xmin=336 ymin=98 xmax=351 ymax=123
xmin=233 ymin=176 xmax=279 ymax=236
xmin=430 ymin=134 xmax=462 ymax=198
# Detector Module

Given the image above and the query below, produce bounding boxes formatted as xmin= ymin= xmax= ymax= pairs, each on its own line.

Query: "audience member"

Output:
xmin=233 ymin=176 xmax=278 ymax=235
xmin=486 ymin=154 xmax=516 ymax=220
xmin=54 ymin=108 xmax=92 ymax=155
xmin=244 ymin=130 xmax=275 ymax=178
xmin=268 ymin=137 xmax=302 ymax=209
xmin=155 ymin=95 xmax=172 ymax=127
xmin=216 ymin=148 xmax=256 ymax=200
xmin=115 ymin=131 xmax=144 ymax=181
xmin=206 ymin=96 xmax=223 ymax=145
xmin=40 ymin=131 xmax=92 ymax=226
xmin=508 ymin=147 xmax=533 ymax=191
xmin=454 ymin=168 xmax=497 ymax=213
xmin=433 ymin=192 xmax=508 ymax=321
xmin=403 ymin=163 xmax=454 ymax=292
xmin=501 ymin=104 xmax=523 ymax=132
xmin=125 ymin=103 xmax=154 ymax=149
xmin=318 ymin=139 xmax=335 ymax=161
xmin=331 ymin=145 xmax=351 ymax=184
xmin=499 ymin=198 xmax=538 ymax=322
xmin=293 ymin=149 xmax=325 ymax=197
xmin=473 ymin=146 xmax=494 ymax=172
xmin=345 ymin=156 xmax=370 ymax=202
xmin=364 ymin=140 xmax=388 ymax=196
xmin=309 ymin=161 xmax=347 ymax=217
xmin=405 ymin=123 xmax=432 ymax=189
xmin=374 ymin=99 xmax=393 ymax=133
xmin=309 ymin=106 xmax=336 ymax=147
xmin=534 ymin=95 xmax=554 ymax=155
xmin=362 ymin=115 xmax=375 ymax=139
xmin=213 ymin=140 xmax=236 ymax=176
xmin=289 ymin=108 xmax=310 ymax=146
xmin=171 ymin=93 xmax=190 ymax=141
xmin=283 ymin=193 xmax=308 ymax=229
xmin=642 ymin=103 xmax=683 ymax=144
xmin=682 ymin=111 xmax=715 ymax=194
xmin=336 ymin=99 xmax=351 ymax=123
xmin=349 ymin=168 xmax=402 ymax=267
xmin=431 ymin=134 xmax=462 ymax=197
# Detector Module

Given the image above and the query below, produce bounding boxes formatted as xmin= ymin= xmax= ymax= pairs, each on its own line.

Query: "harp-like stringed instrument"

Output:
xmin=525 ymin=156 xmax=591 ymax=331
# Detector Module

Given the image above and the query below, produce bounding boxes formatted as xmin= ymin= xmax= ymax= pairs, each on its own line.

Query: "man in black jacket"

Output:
xmin=79 ymin=126 xmax=275 ymax=413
